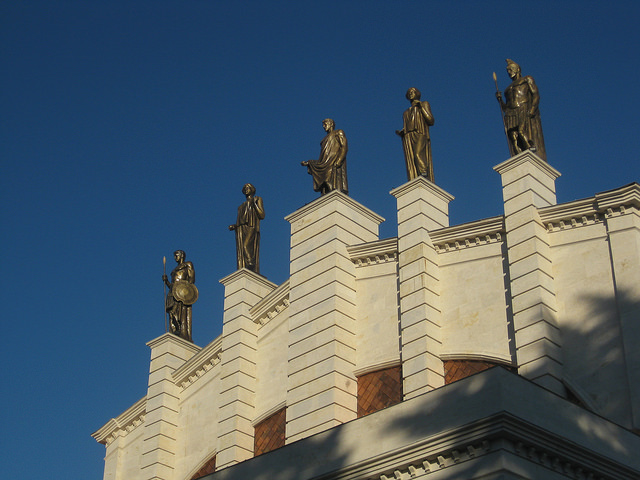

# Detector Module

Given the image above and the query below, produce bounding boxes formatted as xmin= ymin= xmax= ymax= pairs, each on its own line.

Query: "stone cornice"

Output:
xmin=430 ymin=216 xmax=505 ymax=253
xmin=172 ymin=335 xmax=223 ymax=390
xmin=439 ymin=352 xmax=514 ymax=365
xmin=389 ymin=176 xmax=455 ymax=203
xmin=284 ymin=190 xmax=385 ymax=225
xmin=91 ymin=396 xmax=146 ymax=446
xmin=219 ymin=268 xmax=277 ymax=290
xmin=250 ymin=279 xmax=290 ymax=327
xmin=146 ymin=332 xmax=202 ymax=354
xmin=493 ymin=150 xmax=561 ymax=180
xmin=347 ymin=237 xmax=398 ymax=267
xmin=595 ymin=182 xmax=640 ymax=211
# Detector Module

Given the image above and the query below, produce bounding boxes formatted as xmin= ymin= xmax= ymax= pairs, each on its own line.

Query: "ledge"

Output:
xmin=285 ymin=190 xmax=385 ymax=226
xmin=92 ymin=396 xmax=146 ymax=446
xmin=172 ymin=335 xmax=223 ymax=389
xmin=250 ymin=279 xmax=290 ymax=327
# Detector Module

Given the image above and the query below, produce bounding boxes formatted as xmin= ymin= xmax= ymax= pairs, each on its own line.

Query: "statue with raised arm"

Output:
xmin=301 ymin=118 xmax=348 ymax=195
xmin=229 ymin=183 xmax=265 ymax=273
xmin=396 ymin=87 xmax=435 ymax=182
xmin=495 ymin=59 xmax=546 ymax=161
xmin=163 ymin=250 xmax=197 ymax=342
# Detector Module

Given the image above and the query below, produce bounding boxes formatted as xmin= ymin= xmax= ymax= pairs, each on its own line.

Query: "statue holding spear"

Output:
xmin=494 ymin=59 xmax=547 ymax=161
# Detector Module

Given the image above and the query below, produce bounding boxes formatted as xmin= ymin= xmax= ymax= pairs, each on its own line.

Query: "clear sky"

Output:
xmin=2 ymin=1 xmax=639 ymax=478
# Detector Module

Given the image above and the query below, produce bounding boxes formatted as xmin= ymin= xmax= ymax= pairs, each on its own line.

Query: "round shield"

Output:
xmin=172 ymin=281 xmax=199 ymax=305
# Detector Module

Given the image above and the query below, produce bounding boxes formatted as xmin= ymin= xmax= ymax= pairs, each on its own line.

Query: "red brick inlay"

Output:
xmin=444 ymin=359 xmax=505 ymax=384
xmin=357 ymin=365 xmax=403 ymax=418
xmin=190 ymin=454 xmax=216 ymax=480
xmin=254 ymin=406 xmax=286 ymax=456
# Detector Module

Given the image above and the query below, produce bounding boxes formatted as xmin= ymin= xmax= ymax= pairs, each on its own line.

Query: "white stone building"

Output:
xmin=93 ymin=152 xmax=640 ymax=479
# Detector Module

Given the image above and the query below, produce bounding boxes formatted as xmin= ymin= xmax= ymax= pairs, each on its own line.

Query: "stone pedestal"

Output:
xmin=216 ymin=269 xmax=276 ymax=469
xmin=391 ymin=177 xmax=454 ymax=399
xmin=142 ymin=333 xmax=200 ymax=480
xmin=284 ymin=191 xmax=383 ymax=443
xmin=494 ymin=151 xmax=564 ymax=395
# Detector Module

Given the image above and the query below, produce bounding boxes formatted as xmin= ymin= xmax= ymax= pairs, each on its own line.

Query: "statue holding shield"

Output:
xmin=163 ymin=250 xmax=198 ymax=342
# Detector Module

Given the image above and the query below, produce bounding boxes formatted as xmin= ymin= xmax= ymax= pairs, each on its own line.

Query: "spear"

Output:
xmin=493 ymin=72 xmax=508 ymax=142
xmin=163 ymin=256 xmax=167 ymax=333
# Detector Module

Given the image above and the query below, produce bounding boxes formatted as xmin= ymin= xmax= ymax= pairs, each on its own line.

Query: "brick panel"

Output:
xmin=191 ymin=454 xmax=216 ymax=480
xmin=357 ymin=366 xmax=403 ymax=418
xmin=444 ymin=360 xmax=506 ymax=384
xmin=254 ymin=407 xmax=286 ymax=456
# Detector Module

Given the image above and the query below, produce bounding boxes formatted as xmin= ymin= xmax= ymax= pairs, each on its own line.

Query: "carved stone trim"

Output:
xmin=91 ymin=396 xmax=146 ymax=446
xmin=250 ymin=279 xmax=290 ymax=327
xmin=172 ymin=336 xmax=222 ymax=390
xmin=353 ymin=358 xmax=401 ymax=378
xmin=430 ymin=216 xmax=505 ymax=253
xmin=284 ymin=190 xmax=385 ymax=225
xmin=348 ymin=237 xmax=399 ymax=267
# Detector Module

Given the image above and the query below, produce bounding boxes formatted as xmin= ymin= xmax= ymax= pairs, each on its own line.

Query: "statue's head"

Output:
xmin=174 ymin=250 xmax=186 ymax=262
xmin=406 ymin=87 xmax=421 ymax=101
xmin=506 ymin=59 xmax=521 ymax=77
xmin=242 ymin=183 xmax=256 ymax=196
xmin=322 ymin=118 xmax=335 ymax=132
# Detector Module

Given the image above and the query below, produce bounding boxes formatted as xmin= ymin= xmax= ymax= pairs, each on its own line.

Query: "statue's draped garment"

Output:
xmin=165 ymin=261 xmax=195 ymax=342
xmin=503 ymin=75 xmax=546 ymax=161
xmin=401 ymin=101 xmax=434 ymax=182
xmin=306 ymin=129 xmax=348 ymax=194
xmin=235 ymin=197 xmax=264 ymax=273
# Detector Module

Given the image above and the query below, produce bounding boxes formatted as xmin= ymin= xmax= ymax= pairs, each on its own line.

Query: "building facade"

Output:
xmin=93 ymin=152 xmax=640 ymax=479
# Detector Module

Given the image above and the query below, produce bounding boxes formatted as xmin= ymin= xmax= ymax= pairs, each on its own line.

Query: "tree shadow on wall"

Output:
xmin=200 ymin=288 xmax=639 ymax=480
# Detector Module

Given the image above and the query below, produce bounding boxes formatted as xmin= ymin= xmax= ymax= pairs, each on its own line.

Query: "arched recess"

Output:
xmin=187 ymin=452 xmax=216 ymax=480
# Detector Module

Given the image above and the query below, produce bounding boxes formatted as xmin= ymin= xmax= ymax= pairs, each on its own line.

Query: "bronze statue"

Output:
xmin=495 ymin=59 xmax=546 ymax=161
xmin=301 ymin=118 xmax=348 ymax=195
xmin=163 ymin=250 xmax=197 ymax=342
xmin=396 ymin=87 xmax=435 ymax=182
xmin=229 ymin=183 xmax=265 ymax=273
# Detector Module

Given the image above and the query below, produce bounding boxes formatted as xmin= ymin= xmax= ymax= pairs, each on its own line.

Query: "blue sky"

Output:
xmin=2 ymin=1 xmax=639 ymax=478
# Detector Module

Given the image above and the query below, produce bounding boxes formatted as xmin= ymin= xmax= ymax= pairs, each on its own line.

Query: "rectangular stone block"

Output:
xmin=502 ymin=173 xmax=556 ymax=205
xmin=288 ymin=355 xmax=356 ymax=386
xmin=218 ymin=384 xmax=254 ymax=410
xmin=515 ymin=320 xmax=562 ymax=348
xmin=288 ymin=323 xmax=355 ymax=360
xmin=287 ymin=371 xmax=356 ymax=401
xmin=286 ymin=403 xmax=354 ymax=439
xmin=512 ymin=302 xmax=558 ymax=331
xmin=517 ymin=338 xmax=563 ymax=366
xmin=288 ymin=298 xmax=356 ymax=334
xmin=511 ymin=286 xmax=557 ymax=316
xmin=400 ymin=288 xmax=440 ymax=314
xmin=510 ymin=269 xmax=555 ymax=297
xmin=289 ymin=277 xmax=357 ymax=310
xmin=400 ymin=303 xmax=442 ymax=329
xmin=287 ymin=387 xmax=356 ymax=422
xmin=509 ymin=252 xmax=553 ymax=281
xmin=288 ymin=341 xmax=356 ymax=375
xmin=289 ymin=255 xmax=355 ymax=292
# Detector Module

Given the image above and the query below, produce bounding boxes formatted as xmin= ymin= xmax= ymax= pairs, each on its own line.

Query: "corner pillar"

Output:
xmin=142 ymin=333 xmax=200 ymax=480
xmin=596 ymin=184 xmax=640 ymax=428
xmin=391 ymin=177 xmax=454 ymax=399
xmin=494 ymin=151 xmax=564 ymax=395
xmin=217 ymin=269 xmax=276 ymax=469
xmin=285 ymin=191 xmax=383 ymax=443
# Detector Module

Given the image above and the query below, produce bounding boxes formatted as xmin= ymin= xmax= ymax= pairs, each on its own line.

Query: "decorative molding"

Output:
xmin=439 ymin=352 xmax=514 ymax=366
xmin=250 ymin=279 xmax=290 ymax=327
xmin=595 ymin=182 xmax=640 ymax=211
xmin=353 ymin=358 xmax=401 ymax=378
xmin=146 ymin=331 xmax=202 ymax=354
xmin=493 ymin=150 xmax=561 ymax=180
xmin=91 ymin=397 xmax=146 ymax=446
xmin=389 ymin=175 xmax=455 ymax=203
xmin=172 ymin=335 xmax=223 ymax=390
xmin=347 ymin=237 xmax=398 ymax=267
xmin=429 ymin=216 xmax=505 ymax=253
xmin=284 ymin=190 xmax=385 ymax=226
xmin=219 ymin=268 xmax=277 ymax=290
xmin=252 ymin=401 xmax=287 ymax=427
